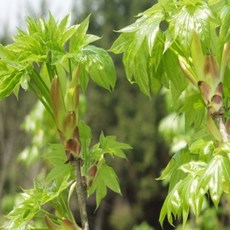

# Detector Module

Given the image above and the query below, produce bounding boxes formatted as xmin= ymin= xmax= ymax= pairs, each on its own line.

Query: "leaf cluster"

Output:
xmin=0 ymin=14 xmax=116 ymax=115
xmin=158 ymin=140 xmax=230 ymax=227
xmin=5 ymin=176 xmax=73 ymax=229
xmin=111 ymin=0 xmax=230 ymax=227
xmin=79 ymin=121 xmax=131 ymax=207
xmin=110 ymin=0 xmax=230 ymax=103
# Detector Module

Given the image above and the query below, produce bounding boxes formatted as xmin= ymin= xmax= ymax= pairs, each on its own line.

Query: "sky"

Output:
xmin=0 ymin=0 xmax=81 ymax=35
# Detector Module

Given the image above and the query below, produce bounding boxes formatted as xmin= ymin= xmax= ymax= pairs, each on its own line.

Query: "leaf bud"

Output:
xmin=87 ymin=165 xmax=97 ymax=177
xmin=50 ymin=76 xmax=66 ymax=130
xmin=63 ymin=111 xmax=77 ymax=139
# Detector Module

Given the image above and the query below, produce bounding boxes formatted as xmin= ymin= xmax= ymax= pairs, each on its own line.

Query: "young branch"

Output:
xmin=213 ymin=115 xmax=230 ymax=143
xmin=72 ymin=159 xmax=89 ymax=230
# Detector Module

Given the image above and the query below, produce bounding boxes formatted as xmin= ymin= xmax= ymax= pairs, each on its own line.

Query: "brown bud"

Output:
xmin=73 ymin=126 xmax=80 ymax=141
xmin=214 ymin=82 xmax=223 ymax=97
xmin=65 ymin=138 xmax=80 ymax=157
xmin=64 ymin=150 xmax=75 ymax=164
xmin=198 ymin=81 xmax=210 ymax=104
xmin=204 ymin=55 xmax=218 ymax=81
xmin=87 ymin=165 xmax=97 ymax=177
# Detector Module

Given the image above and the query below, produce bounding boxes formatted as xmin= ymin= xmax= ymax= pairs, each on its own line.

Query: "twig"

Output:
xmin=72 ymin=159 xmax=89 ymax=230
xmin=213 ymin=115 xmax=230 ymax=143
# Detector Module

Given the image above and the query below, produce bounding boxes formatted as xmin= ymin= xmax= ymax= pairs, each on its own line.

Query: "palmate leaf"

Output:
xmin=99 ymin=132 xmax=131 ymax=159
xmin=87 ymin=163 xmax=121 ymax=208
xmin=0 ymin=14 xmax=106 ymax=103
xmin=157 ymin=149 xmax=191 ymax=186
xmin=219 ymin=4 xmax=230 ymax=45
xmin=160 ymin=50 xmax=189 ymax=99
xmin=82 ymin=132 xmax=131 ymax=206
xmin=111 ymin=1 xmax=217 ymax=97
xmin=198 ymin=155 xmax=230 ymax=207
xmin=160 ymin=153 xmax=230 ymax=227
xmin=0 ymin=72 xmax=23 ymax=99
xmin=159 ymin=160 xmax=206 ymax=227
xmin=178 ymin=91 xmax=206 ymax=130
xmin=79 ymin=45 xmax=116 ymax=91
xmin=6 ymin=176 xmax=71 ymax=229
xmin=168 ymin=2 xmax=213 ymax=51
xmin=110 ymin=4 xmax=165 ymax=96
xmin=44 ymin=144 xmax=72 ymax=182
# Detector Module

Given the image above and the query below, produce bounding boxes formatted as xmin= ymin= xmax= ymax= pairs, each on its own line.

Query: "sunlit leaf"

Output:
xmin=99 ymin=132 xmax=131 ymax=159
xmin=198 ymin=155 xmax=230 ymax=207
xmin=88 ymin=163 xmax=121 ymax=208
xmin=80 ymin=45 xmax=116 ymax=91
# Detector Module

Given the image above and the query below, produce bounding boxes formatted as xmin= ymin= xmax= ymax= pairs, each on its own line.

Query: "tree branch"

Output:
xmin=72 ymin=159 xmax=89 ymax=230
xmin=213 ymin=115 xmax=230 ymax=143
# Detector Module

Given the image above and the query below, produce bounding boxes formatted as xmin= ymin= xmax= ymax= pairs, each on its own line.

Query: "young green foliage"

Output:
xmin=0 ymin=14 xmax=130 ymax=229
xmin=111 ymin=0 xmax=230 ymax=227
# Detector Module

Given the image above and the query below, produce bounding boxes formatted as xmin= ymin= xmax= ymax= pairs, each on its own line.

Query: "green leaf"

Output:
xmin=69 ymin=15 xmax=91 ymax=53
xmin=44 ymin=144 xmax=72 ymax=182
xmin=109 ymin=32 xmax=135 ymax=54
xmin=159 ymin=171 xmax=205 ymax=227
xmin=179 ymin=91 xmax=206 ymax=130
xmin=80 ymin=45 xmax=116 ymax=91
xmin=6 ymin=176 xmax=71 ymax=229
xmin=219 ymin=4 xmax=230 ymax=44
xmin=79 ymin=120 xmax=92 ymax=152
xmin=191 ymin=32 xmax=205 ymax=80
xmin=161 ymin=50 xmax=189 ymax=99
xmin=189 ymin=139 xmax=214 ymax=161
xmin=99 ymin=132 xmax=131 ymax=159
xmin=0 ymin=71 xmax=23 ymax=100
xmin=88 ymin=163 xmax=121 ymax=208
xmin=169 ymin=2 xmax=213 ymax=50
xmin=198 ymin=155 xmax=230 ymax=207
xmin=110 ymin=3 xmax=165 ymax=96
xmin=157 ymin=149 xmax=191 ymax=185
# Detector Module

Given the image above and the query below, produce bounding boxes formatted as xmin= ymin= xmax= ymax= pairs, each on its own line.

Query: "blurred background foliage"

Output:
xmin=1 ymin=0 xmax=230 ymax=229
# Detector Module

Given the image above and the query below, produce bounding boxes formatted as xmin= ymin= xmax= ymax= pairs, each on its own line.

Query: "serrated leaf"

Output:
xmin=179 ymin=161 xmax=206 ymax=176
xmin=69 ymin=15 xmax=90 ymax=53
xmin=80 ymin=45 xmax=116 ymax=91
xmin=7 ymin=176 xmax=71 ymax=229
xmin=179 ymin=92 xmax=206 ymax=130
xmin=44 ymin=144 xmax=66 ymax=166
xmin=170 ymin=2 xmax=212 ymax=50
xmin=189 ymin=139 xmax=214 ymax=161
xmin=46 ymin=165 xmax=72 ymax=183
xmin=0 ymin=71 xmax=23 ymax=100
xmin=198 ymin=155 xmax=226 ymax=207
xmin=99 ymin=132 xmax=131 ymax=159
xmin=79 ymin=120 xmax=92 ymax=151
xmin=160 ymin=172 xmax=204 ymax=227
xmin=162 ymin=50 xmax=188 ymax=99
xmin=123 ymin=39 xmax=150 ymax=96
xmin=157 ymin=149 xmax=191 ymax=184
xmin=109 ymin=32 xmax=135 ymax=54
xmin=219 ymin=5 xmax=230 ymax=44
xmin=100 ymin=164 xmax=121 ymax=194
xmin=88 ymin=163 xmax=121 ymax=208
xmin=110 ymin=4 xmax=165 ymax=96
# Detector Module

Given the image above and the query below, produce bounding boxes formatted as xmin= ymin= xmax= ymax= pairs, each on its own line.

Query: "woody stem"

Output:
xmin=213 ymin=115 xmax=229 ymax=143
xmin=72 ymin=158 xmax=89 ymax=230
